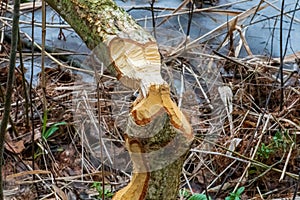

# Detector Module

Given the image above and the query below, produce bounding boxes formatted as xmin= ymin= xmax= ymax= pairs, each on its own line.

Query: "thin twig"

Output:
xmin=0 ymin=0 xmax=20 ymax=198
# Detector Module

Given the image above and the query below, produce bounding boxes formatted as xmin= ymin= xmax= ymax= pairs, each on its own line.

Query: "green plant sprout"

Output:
xmin=42 ymin=121 xmax=67 ymax=140
xmin=257 ymin=130 xmax=289 ymax=160
xmin=92 ymin=182 xmax=114 ymax=199
xmin=272 ymin=130 xmax=287 ymax=149
xmin=41 ymin=110 xmax=67 ymax=140
xmin=225 ymin=186 xmax=245 ymax=200
xmin=179 ymin=189 xmax=190 ymax=198
xmin=257 ymin=143 xmax=274 ymax=159
xmin=188 ymin=193 xmax=211 ymax=200
xmin=34 ymin=121 xmax=66 ymax=159
xmin=34 ymin=113 xmax=67 ymax=158
xmin=178 ymin=189 xmax=211 ymax=200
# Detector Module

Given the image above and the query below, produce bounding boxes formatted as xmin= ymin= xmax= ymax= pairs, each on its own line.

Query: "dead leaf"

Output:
xmin=5 ymin=140 xmax=25 ymax=154
xmin=53 ymin=185 xmax=68 ymax=200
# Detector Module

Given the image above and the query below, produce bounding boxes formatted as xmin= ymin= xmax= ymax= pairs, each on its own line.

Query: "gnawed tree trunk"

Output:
xmin=45 ymin=0 xmax=194 ymax=199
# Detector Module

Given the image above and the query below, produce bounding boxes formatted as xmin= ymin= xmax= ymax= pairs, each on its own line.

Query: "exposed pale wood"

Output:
xmin=109 ymin=38 xmax=165 ymax=96
xmin=45 ymin=0 xmax=165 ymax=96
xmin=45 ymin=0 xmax=194 ymax=199
xmin=123 ymin=85 xmax=193 ymax=199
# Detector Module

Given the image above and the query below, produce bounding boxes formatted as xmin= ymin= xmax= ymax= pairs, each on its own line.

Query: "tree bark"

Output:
xmin=45 ymin=0 xmax=194 ymax=199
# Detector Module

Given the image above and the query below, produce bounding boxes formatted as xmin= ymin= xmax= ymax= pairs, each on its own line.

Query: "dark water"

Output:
xmin=15 ymin=0 xmax=300 ymax=84
xmin=116 ymin=0 xmax=300 ymax=58
xmin=17 ymin=1 xmax=300 ymax=60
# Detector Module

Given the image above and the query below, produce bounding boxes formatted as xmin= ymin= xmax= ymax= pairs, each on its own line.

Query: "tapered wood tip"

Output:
xmin=131 ymin=85 xmax=193 ymax=138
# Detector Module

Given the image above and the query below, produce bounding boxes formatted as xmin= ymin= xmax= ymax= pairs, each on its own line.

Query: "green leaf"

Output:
xmin=179 ymin=189 xmax=190 ymax=198
xmin=188 ymin=193 xmax=211 ymax=200
xmin=52 ymin=121 xmax=68 ymax=126
xmin=43 ymin=126 xmax=58 ymax=140
xmin=91 ymin=182 xmax=114 ymax=199
xmin=42 ymin=110 xmax=48 ymax=136
xmin=42 ymin=122 xmax=67 ymax=140
xmin=236 ymin=187 xmax=245 ymax=195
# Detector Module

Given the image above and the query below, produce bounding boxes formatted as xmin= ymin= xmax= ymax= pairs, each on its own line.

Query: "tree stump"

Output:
xmin=45 ymin=0 xmax=194 ymax=199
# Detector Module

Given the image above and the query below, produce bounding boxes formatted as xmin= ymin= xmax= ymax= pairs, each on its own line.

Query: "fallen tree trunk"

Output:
xmin=45 ymin=0 xmax=194 ymax=199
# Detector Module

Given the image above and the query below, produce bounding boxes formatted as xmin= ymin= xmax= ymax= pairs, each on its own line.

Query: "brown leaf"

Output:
xmin=53 ymin=185 xmax=68 ymax=200
xmin=5 ymin=140 xmax=25 ymax=154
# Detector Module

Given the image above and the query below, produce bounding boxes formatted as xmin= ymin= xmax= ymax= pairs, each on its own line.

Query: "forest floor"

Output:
xmin=1 ymin=0 xmax=300 ymax=200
